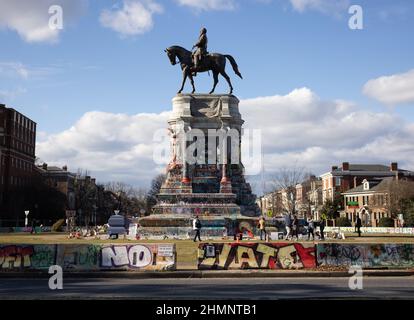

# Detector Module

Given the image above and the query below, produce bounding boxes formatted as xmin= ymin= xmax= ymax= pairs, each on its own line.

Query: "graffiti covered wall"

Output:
xmin=317 ymin=243 xmax=414 ymax=268
xmin=0 ymin=244 xmax=176 ymax=271
xmin=198 ymin=243 xmax=316 ymax=270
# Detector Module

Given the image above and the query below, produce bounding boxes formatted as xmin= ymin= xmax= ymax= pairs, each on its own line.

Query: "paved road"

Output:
xmin=1 ymin=276 xmax=413 ymax=299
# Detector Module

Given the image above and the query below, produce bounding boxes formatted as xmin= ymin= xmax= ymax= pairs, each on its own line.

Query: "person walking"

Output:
xmin=356 ymin=215 xmax=362 ymax=237
xmin=319 ymin=215 xmax=326 ymax=240
xmin=284 ymin=214 xmax=292 ymax=240
xmin=193 ymin=215 xmax=202 ymax=242
xmin=307 ymin=215 xmax=315 ymax=241
xmin=292 ymin=215 xmax=299 ymax=241
xmin=259 ymin=216 xmax=266 ymax=241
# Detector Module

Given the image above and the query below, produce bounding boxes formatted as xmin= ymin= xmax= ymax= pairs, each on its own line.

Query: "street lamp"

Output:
xmin=114 ymin=210 xmax=120 ymax=215
xmin=24 ymin=210 xmax=29 ymax=228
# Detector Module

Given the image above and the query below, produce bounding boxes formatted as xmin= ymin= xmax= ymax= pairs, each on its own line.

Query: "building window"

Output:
xmin=335 ymin=177 xmax=342 ymax=187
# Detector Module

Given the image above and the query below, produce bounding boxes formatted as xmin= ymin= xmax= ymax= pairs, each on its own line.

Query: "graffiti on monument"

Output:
xmin=101 ymin=244 xmax=175 ymax=270
xmin=56 ymin=245 xmax=100 ymax=270
xmin=0 ymin=244 xmax=176 ymax=271
xmin=317 ymin=243 xmax=414 ymax=267
xmin=198 ymin=243 xmax=316 ymax=270
xmin=0 ymin=245 xmax=55 ymax=270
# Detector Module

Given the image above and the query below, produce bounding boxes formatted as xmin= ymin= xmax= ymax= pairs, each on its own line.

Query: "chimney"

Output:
xmin=390 ymin=162 xmax=398 ymax=171
xmin=62 ymin=165 xmax=67 ymax=171
xmin=342 ymin=162 xmax=350 ymax=171
xmin=331 ymin=166 xmax=338 ymax=171
xmin=42 ymin=163 xmax=48 ymax=170
xmin=91 ymin=178 xmax=96 ymax=185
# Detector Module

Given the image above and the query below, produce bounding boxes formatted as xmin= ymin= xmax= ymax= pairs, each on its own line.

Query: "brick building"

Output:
xmin=320 ymin=162 xmax=414 ymax=204
xmin=35 ymin=164 xmax=76 ymax=210
xmin=0 ymin=104 xmax=36 ymax=220
xmin=342 ymin=178 xmax=393 ymax=227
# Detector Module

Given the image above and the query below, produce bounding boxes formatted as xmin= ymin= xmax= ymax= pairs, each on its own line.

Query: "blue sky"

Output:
xmin=1 ymin=0 xmax=414 ymax=190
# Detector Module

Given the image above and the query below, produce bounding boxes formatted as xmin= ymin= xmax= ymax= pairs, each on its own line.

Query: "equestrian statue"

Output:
xmin=165 ymin=27 xmax=243 ymax=95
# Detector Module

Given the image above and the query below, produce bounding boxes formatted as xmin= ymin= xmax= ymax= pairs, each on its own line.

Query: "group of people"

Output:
xmin=284 ymin=214 xmax=326 ymax=241
xmin=257 ymin=214 xmax=327 ymax=241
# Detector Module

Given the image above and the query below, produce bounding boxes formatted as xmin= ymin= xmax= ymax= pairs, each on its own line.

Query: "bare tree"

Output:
xmin=104 ymin=182 xmax=148 ymax=216
xmin=270 ymin=165 xmax=311 ymax=216
xmin=146 ymin=174 xmax=167 ymax=212
xmin=386 ymin=179 xmax=414 ymax=217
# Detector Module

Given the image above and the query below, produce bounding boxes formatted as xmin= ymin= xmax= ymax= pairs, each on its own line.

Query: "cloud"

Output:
xmin=239 ymin=88 xmax=414 ymax=179
xmin=100 ymin=0 xmax=163 ymax=36
xmin=36 ymin=88 xmax=414 ymax=190
xmin=0 ymin=87 xmax=27 ymax=101
xmin=0 ymin=0 xmax=86 ymax=43
xmin=0 ymin=62 xmax=29 ymax=79
xmin=175 ymin=0 xmax=236 ymax=11
xmin=289 ymin=0 xmax=350 ymax=15
xmin=36 ymin=111 xmax=171 ymax=185
xmin=363 ymin=69 xmax=414 ymax=105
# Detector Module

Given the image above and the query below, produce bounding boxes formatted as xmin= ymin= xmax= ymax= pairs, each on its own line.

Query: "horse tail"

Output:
xmin=225 ymin=55 xmax=243 ymax=79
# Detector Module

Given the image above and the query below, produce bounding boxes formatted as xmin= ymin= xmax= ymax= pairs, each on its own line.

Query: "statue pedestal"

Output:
xmin=138 ymin=94 xmax=260 ymax=239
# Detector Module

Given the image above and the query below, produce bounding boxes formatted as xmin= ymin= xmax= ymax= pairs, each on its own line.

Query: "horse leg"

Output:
xmin=188 ymin=72 xmax=196 ymax=94
xmin=221 ymin=70 xmax=233 ymax=95
xmin=209 ymin=71 xmax=219 ymax=94
xmin=178 ymin=68 xmax=188 ymax=94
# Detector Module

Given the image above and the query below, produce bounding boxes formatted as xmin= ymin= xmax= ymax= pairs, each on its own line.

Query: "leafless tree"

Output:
xmin=386 ymin=179 xmax=414 ymax=217
xmin=269 ymin=165 xmax=312 ymax=216
xmin=104 ymin=181 xmax=148 ymax=216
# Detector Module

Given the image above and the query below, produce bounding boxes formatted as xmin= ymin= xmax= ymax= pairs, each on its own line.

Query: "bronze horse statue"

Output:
xmin=165 ymin=46 xmax=242 ymax=95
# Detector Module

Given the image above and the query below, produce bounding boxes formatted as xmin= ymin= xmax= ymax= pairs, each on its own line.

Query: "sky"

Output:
xmin=1 ymin=0 xmax=414 ymax=194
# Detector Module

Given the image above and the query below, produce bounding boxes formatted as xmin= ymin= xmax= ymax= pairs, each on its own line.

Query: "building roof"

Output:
xmin=342 ymin=177 xmax=394 ymax=195
xmin=321 ymin=163 xmax=414 ymax=178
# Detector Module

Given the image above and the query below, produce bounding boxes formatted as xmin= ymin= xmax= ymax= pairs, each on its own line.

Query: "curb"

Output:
xmin=0 ymin=269 xmax=413 ymax=279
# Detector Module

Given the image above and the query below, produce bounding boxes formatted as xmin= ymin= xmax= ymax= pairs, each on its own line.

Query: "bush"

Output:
xmin=378 ymin=217 xmax=395 ymax=227
xmin=404 ymin=215 xmax=414 ymax=227
xmin=51 ymin=219 xmax=65 ymax=232
xmin=335 ymin=217 xmax=352 ymax=227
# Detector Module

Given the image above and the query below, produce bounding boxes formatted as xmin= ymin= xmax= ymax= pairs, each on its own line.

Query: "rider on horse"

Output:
xmin=192 ymin=27 xmax=208 ymax=76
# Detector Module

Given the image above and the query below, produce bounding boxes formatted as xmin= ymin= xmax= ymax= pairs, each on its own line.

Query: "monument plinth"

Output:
xmin=138 ymin=94 xmax=262 ymax=239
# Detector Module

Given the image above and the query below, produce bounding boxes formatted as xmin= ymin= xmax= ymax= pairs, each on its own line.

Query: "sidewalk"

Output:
xmin=1 ymin=269 xmax=413 ymax=279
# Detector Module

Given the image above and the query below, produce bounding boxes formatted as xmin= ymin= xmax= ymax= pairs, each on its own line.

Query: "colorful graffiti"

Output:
xmin=0 ymin=244 xmax=176 ymax=271
xmin=317 ymin=243 xmax=414 ymax=268
xmin=198 ymin=243 xmax=316 ymax=270
xmin=101 ymin=244 xmax=175 ymax=270
xmin=0 ymin=245 xmax=55 ymax=270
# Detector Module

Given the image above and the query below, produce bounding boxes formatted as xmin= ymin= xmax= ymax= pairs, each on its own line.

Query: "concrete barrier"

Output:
xmin=198 ymin=242 xmax=317 ymax=270
xmin=317 ymin=243 xmax=414 ymax=268
xmin=198 ymin=242 xmax=414 ymax=270
xmin=0 ymin=243 xmax=176 ymax=271
xmin=324 ymin=227 xmax=414 ymax=235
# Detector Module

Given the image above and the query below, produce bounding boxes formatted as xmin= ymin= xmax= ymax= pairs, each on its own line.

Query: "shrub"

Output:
xmin=51 ymin=219 xmax=65 ymax=232
xmin=378 ymin=217 xmax=395 ymax=227
xmin=335 ymin=217 xmax=352 ymax=227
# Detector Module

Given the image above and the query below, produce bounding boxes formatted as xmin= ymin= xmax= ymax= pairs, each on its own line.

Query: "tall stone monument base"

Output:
xmin=138 ymin=94 xmax=265 ymax=239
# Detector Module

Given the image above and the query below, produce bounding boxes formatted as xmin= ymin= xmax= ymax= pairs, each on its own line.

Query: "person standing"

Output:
xmin=193 ymin=215 xmax=202 ymax=242
xmin=307 ymin=215 xmax=315 ymax=241
xmin=259 ymin=216 xmax=266 ymax=241
xmin=319 ymin=216 xmax=326 ymax=240
xmin=284 ymin=214 xmax=292 ymax=240
xmin=356 ymin=215 xmax=362 ymax=237
xmin=292 ymin=215 xmax=299 ymax=241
